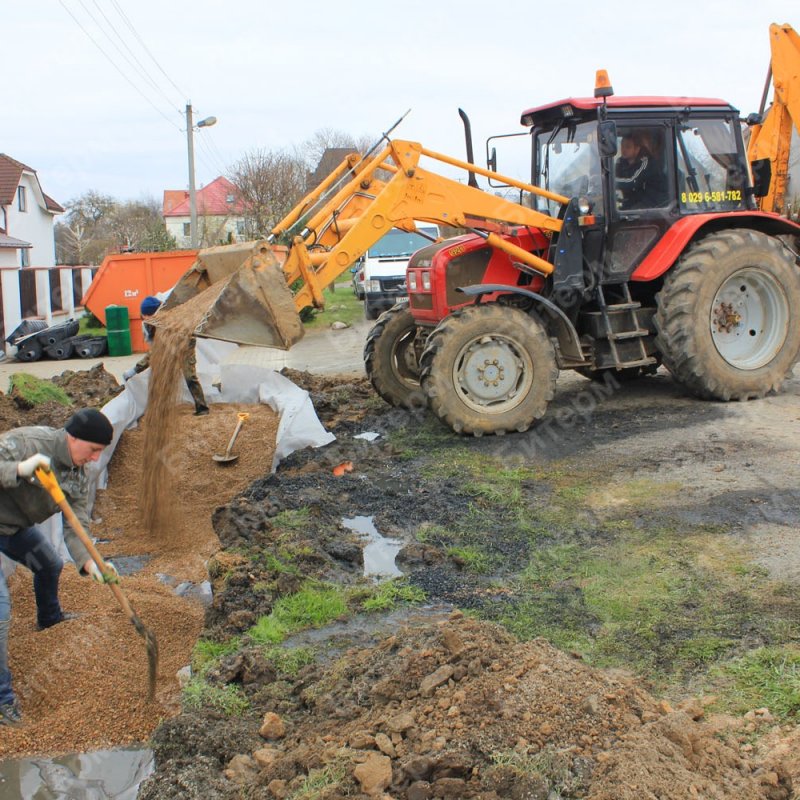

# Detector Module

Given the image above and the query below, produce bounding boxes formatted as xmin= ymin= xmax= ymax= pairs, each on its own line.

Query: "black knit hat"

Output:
xmin=65 ymin=408 xmax=114 ymax=446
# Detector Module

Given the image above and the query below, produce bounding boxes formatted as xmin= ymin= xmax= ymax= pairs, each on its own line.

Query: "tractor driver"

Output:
xmin=615 ymin=132 xmax=668 ymax=210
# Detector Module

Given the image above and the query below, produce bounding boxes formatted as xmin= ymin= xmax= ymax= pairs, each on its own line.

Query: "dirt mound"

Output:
xmin=141 ymin=613 xmax=791 ymax=799
xmin=280 ymin=367 xmax=378 ymax=428
xmin=0 ymin=364 xmax=122 ymax=432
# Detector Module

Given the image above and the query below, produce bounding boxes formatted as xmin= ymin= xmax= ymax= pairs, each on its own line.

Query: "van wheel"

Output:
xmin=364 ymin=304 xmax=426 ymax=409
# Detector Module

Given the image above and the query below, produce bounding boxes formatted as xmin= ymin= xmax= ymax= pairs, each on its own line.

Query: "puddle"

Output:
xmin=341 ymin=516 xmax=403 ymax=578
xmin=0 ymin=746 xmax=153 ymax=800
xmin=104 ymin=555 xmax=151 ymax=577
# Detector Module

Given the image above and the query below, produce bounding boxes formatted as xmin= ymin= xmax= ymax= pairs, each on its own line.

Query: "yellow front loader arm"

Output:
xmin=165 ymin=138 xmax=569 ymax=350
xmin=748 ymin=23 xmax=800 ymax=214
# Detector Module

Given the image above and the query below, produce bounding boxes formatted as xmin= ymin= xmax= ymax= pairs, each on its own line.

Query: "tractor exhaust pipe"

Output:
xmin=458 ymin=108 xmax=480 ymax=189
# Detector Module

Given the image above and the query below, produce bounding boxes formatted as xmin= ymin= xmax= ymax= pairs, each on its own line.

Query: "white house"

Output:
xmin=163 ymin=176 xmax=248 ymax=248
xmin=0 ymin=154 xmax=93 ymax=352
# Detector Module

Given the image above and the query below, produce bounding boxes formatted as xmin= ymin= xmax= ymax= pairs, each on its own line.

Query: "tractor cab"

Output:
xmin=518 ymin=95 xmax=751 ymax=283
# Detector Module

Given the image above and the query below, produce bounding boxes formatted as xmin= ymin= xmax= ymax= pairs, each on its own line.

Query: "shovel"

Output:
xmin=213 ymin=412 xmax=249 ymax=465
xmin=35 ymin=466 xmax=159 ymax=701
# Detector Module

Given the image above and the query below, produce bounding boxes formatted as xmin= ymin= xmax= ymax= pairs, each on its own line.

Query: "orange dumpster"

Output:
xmin=82 ymin=250 xmax=199 ymax=352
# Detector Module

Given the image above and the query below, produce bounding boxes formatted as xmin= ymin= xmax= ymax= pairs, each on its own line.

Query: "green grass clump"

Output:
xmin=447 ymin=545 xmax=491 ymax=574
xmin=182 ymin=679 xmax=249 ymax=715
xmin=191 ymin=638 xmax=241 ymax=675
xmin=272 ymin=508 xmax=311 ymax=531
xmin=248 ymin=583 xmax=348 ymax=644
xmin=262 ymin=646 xmax=316 ymax=675
xmin=287 ymin=762 xmax=348 ymax=799
xmin=709 ymin=646 xmax=800 ymax=721
xmin=9 ymin=373 xmax=72 ymax=406
xmin=360 ymin=579 xmax=426 ymax=611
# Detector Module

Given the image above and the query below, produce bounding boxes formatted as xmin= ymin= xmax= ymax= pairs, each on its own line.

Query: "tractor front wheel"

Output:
xmin=655 ymin=229 xmax=800 ymax=400
xmin=364 ymin=303 xmax=425 ymax=409
xmin=420 ymin=304 xmax=557 ymax=436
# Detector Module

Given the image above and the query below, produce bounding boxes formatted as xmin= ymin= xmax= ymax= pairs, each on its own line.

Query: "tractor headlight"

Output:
xmin=578 ymin=196 xmax=591 ymax=214
xmin=422 ymin=271 xmax=431 ymax=291
xmin=408 ymin=272 xmax=418 ymax=291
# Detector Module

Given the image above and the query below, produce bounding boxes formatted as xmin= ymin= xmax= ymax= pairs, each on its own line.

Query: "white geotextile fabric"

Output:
xmin=2 ymin=341 xmax=335 ymax=572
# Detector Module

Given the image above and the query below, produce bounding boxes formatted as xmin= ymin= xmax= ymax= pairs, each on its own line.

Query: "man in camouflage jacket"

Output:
xmin=0 ymin=408 xmax=115 ymax=725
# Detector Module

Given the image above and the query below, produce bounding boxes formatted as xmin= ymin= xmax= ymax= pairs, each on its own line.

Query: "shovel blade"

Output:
xmin=167 ymin=241 xmax=304 ymax=350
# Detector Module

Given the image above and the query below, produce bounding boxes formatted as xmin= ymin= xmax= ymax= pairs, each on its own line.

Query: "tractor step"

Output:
xmin=605 ymin=302 xmax=640 ymax=311
xmin=608 ymin=328 xmax=650 ymax=341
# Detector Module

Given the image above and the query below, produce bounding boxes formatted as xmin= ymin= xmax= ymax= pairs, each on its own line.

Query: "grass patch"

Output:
xmin=182 ymin=679 xmax=249 ymax=715
xmin=302 ymin=287 xmax=364 ymax=330
xmin=272 ymin=508 xmax=311 ymax=531
xmin=78 ymin=313 xmax=106 ymax=336
xmin=262 ymin=646 xmax=316 ymax=676
xmin=191 ymin=638 xmax=241 ymax=676
xmin=248 ymin=583 xmax=348 ymax=644
xmin=484 ymin=523 xmax=796 ymax=686
xmin=359 ymin=579 xmax=426 ymax=612
xmin=447 ymin=545 xmax=491 ymax=574
xmin=9 ymin=373 xmax=72 ymax=406
xmin=708 ymin=646 xmax=800 ymax=721
xmin=287 ymin=762 xmax=348 ymax=800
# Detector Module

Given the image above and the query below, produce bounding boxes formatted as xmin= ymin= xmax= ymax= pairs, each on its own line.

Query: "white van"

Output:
xmin=362 ymin=226 xmax=438 ymax=320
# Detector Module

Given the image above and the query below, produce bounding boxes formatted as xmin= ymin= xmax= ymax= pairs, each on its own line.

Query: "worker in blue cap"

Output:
xmin=122 ymin=296 xmax=209 ymax=416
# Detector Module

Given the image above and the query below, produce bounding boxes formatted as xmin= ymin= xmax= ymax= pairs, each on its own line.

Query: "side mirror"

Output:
xmin=487 ymin=147 xmax=497 ymax=172
xmin=598 ymin=121 xmax=618 ymax=157
xmin=750 ymin=159 xmax=772 ymax=198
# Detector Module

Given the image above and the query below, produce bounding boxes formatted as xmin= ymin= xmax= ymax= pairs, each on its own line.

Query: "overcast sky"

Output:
xmin=5 ymin=0 xmax=795 ymax=207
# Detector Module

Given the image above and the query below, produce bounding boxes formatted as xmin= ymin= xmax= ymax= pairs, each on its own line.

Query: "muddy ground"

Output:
xmin=2 ymin=363 xmax=800 ymax=799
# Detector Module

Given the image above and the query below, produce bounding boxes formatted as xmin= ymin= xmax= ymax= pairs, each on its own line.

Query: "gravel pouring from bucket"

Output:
xmin=213 ymin=412 xmax=249 ymax=465
xmin=35 ymin=466 xmax=159 ymax=701
xmin=163 ymin=241 xmax=305 ymax=350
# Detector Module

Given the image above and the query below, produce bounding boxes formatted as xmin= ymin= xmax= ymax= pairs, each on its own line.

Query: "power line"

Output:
xmin=59 ymin=0 xmax=182 ymax=132
xmin=108 ymin=0 xmax=188 ymax=101
xmin=87 ymin=0 xmax=183 ymax=112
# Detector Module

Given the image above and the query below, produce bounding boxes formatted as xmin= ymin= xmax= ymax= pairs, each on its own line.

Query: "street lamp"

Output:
xmin=185 ymin=103 xmax=217 ymax=248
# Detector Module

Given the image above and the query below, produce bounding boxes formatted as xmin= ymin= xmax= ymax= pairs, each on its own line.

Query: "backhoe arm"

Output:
xmin=748 ymin=23 xmax=800 ymax=214
xmin=279 ymin=139 xmax=568 ymax=312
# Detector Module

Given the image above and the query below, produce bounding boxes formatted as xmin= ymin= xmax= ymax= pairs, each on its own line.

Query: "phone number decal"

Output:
xmin=681 ymin=190 xmax=742 ymax=204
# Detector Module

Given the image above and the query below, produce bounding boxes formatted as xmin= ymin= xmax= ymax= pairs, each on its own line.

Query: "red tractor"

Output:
xmin=364 ymin=75 xmax=800 ymax=435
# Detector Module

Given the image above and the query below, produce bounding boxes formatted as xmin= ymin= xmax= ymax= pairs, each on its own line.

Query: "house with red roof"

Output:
xmin=162 ymin=176 xmax=248 ymax=247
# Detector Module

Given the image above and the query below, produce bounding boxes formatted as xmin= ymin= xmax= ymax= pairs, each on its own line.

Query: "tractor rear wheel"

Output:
xmin=420 ymin=304 xmax=557 ymax=436
xmin=364 ymin=303 xmax=425 ymax=409
xmin=655 ymin=229 xmax=800 ymax=400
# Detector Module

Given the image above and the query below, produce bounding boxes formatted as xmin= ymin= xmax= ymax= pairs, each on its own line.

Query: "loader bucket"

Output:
xmin=164 ymin=241 xmax=304 ymax=350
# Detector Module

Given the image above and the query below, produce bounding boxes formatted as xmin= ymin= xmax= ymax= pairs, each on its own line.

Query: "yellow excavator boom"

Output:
xmin=747 ymin=23 xmax=800 ymax=214
xmin=167 ymin=138 xmax=569 ymax=349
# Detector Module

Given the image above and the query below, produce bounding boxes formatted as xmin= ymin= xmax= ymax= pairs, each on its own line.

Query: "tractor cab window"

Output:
xmin=614 ymin=126 xmax=670 ymax=212
xmin=534 ymin=120 xmax=601 ymax=217
xmin=675 ymin=118 xmax=746 ymax=212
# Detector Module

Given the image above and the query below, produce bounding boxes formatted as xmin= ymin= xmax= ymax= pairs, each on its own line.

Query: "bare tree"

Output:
xmin=55 ymin=192 xmax=175 ymax=264
xmin=228 ymin=149 xmax=308 ymax=238
xmin=302 ymin=129 xmax=372 ymax=171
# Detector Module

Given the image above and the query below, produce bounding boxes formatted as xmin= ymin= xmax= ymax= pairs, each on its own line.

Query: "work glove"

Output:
xmin=17 ymin=453 xmax=51 ymax=480
xmin=122 ymin=367 xmax=136 ymax=382
xmin=86 ymin=560 xmax=120 ymax=584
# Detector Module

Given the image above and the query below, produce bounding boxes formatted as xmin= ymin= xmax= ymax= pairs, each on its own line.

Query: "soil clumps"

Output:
xmin=141 ymin=613 xmax=792 ymax=799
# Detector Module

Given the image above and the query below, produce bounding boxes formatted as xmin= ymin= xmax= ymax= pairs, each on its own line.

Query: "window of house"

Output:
xmin=226 ymin=193 xmax=235 ymax=204
xmin=236 ymin=220 xmax=246 ymax=236
xmin=183 ymin=222 xmax=191 ymax=237
xmin=17 ymin=186 xmax=27 ymax=212
xmin=20 ymin=248 xmax=30 ymax=267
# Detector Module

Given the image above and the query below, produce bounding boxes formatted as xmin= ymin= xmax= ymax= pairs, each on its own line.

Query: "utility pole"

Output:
xmin=185 ymin=102 xmax=217 ymax=249
xmin=186 ymin=102 xmax=199 ymax=248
